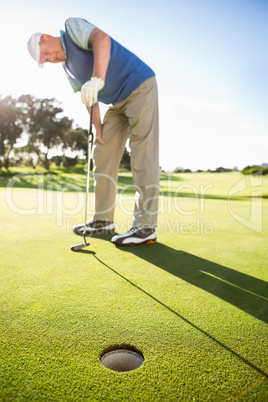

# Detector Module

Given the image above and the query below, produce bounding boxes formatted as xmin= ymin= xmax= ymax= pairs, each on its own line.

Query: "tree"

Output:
xmin=0 ymin=95 xmax=24 ymax=169
xmin=64 ymin=127 xmax=88 ymax=157
xmin=0 ymin=94 xmax=132 ymax=170
xmin=18 ymin=95 xmax=73 ymax=169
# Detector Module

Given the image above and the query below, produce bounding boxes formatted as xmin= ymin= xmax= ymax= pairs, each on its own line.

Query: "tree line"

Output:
xmin=0 ymin=94 xmax=130 ymax=171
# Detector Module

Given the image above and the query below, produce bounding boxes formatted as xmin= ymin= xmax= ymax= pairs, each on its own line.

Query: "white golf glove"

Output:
xmin=81 ymin=77 xmax=105 ymax=107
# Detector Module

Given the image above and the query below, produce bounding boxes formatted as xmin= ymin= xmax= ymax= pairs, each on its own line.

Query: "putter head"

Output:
xmin=70 ymin=241 xmax=90 ymax=252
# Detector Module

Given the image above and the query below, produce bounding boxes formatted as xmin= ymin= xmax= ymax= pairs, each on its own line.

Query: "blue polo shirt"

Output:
xmin=60 ymin=18 xmax=155 ymax=105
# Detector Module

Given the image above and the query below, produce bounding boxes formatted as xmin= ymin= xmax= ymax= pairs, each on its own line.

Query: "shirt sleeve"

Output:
xmin=65 ymin=17 xmax=97 ymax=50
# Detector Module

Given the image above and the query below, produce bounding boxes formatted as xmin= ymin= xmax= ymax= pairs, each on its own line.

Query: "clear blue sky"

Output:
xmin=1 ymin=0 xmax=267 ymax=171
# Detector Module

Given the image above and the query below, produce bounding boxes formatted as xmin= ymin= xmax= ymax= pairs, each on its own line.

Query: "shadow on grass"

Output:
xmin=1 ymin=172 xmax=266 ymax=200
xmin=1 ymin=173 xmax=88 ymax=192
xmin=88 ymin=249 xmax=268 ymax=377
xmin=80 ymin=240 xmax=268 ymax=324
xmin=119 ymin=243 xmax=268 ymax=324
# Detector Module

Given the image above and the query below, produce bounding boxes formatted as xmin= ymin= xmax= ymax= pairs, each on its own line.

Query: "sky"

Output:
xmin=0 ymin=0 xmax=267 ymax=171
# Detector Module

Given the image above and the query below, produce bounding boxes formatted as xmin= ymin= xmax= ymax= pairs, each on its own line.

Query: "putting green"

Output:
xmin=0 ymin=171 xmax=267 ymax=400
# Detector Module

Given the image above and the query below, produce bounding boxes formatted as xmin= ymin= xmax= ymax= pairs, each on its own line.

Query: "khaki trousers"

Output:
xmin=93 ymin=76 xmax=159 ymax=229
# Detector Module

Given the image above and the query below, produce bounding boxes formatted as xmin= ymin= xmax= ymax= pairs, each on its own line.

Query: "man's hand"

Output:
xmin=81 ymin=77 xmax=105 ymax=107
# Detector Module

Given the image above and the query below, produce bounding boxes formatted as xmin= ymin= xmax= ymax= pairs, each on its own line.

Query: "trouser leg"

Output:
xmin=93 ymin=76 xmax=159 ymax=228
xmin=126 ymin=77 xmax=159 ymax=228
xmin=93 ymin=109 xmax=128 ymax=221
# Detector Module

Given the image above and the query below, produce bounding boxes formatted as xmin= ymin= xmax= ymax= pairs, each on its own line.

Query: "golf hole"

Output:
xmin=100 ymin=345 xmax=144 ymax=372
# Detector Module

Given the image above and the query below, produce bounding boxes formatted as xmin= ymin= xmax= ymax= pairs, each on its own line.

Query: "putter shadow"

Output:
xmin=79 ymin=250 xmax=97 ymax=255
xmin=118 ymin=243 xmax=268 ymax=324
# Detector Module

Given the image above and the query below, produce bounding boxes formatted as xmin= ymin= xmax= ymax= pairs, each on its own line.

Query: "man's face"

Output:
xmin=39 ymin=34 xmax=66 ymax=64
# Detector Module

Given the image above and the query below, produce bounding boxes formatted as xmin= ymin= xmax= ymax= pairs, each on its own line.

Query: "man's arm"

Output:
xmin=87 ymin=104 xmax=105 ymax=145
xmin=81 ymin=28 xmax=111 ymax=107
xmin=88 ymin=28 xmax=111 ymax=81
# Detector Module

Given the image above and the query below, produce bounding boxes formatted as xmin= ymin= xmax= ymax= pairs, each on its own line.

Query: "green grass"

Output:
xmin=0 ymin=171 xmax=267 ymax=401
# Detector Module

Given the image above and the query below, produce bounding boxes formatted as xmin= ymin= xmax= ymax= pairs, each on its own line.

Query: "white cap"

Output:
xmin=27 ymin=33 xmax=44 ymax=68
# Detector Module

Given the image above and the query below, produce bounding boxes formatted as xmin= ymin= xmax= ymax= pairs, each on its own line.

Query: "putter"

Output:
xmin=71 ymin=106 xmax=94 ymax=252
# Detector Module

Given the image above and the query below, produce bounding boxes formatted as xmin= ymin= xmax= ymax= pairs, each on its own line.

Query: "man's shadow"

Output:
xmin=118 ymin=242 xmax=268 ymax=324
xmin=81 ymin=241 xmax=268 ymax=376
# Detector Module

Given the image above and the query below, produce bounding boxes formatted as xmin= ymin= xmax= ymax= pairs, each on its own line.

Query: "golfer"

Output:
xmin=28 ymin=17 xmax=159 ymax=247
